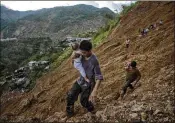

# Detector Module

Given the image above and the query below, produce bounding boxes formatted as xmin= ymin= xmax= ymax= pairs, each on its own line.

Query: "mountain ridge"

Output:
xmin=1 ymin=4 xmax=115 ymax=41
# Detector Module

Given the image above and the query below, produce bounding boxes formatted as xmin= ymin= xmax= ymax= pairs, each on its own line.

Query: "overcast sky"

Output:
xmin=1 ymin=1 xmax=134 ymax=12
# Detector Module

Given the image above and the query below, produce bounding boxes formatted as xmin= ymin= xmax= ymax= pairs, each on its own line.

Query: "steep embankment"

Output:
xmin=1 ymin=1 xmax=174 ymax=122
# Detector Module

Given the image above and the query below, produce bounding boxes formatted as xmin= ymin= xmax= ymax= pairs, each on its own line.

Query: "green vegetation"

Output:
xmin=92 ymin=14 xmax=120 ymax=47
xmin=77 ymin=31 xmax=96 ymax=38
xmin=91 ymin=2 xmax=138 ymax=47
xmin=51 ymin=47 xmax=72 ymax=70
xmin=121 ymin=2 xmax=139 ymax=15
xmin=28 ymin=69 xmax=44 ymax=90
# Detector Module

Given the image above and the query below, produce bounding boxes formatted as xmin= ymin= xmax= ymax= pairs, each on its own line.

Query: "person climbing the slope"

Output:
xmin=66 ymin=40 xmax=103 ymax=117
xmin=159 ymin=20 xmax=163 ymax=25
xmin=120 ymin=61 xmax=141 ymax=99
xmin=71 ymin=42 xmax=90 ymax=83
xmin=149 ymin=24 xmax=154 ymax=30
xmin=141 ymin=29 xmax=145 ymax=36
xmin=125 ymin=38 xmax=130 ymax=49
xmin=125 ymin=38 xmax=130 ymax=59
xmin=144 ymin=28 xmax=149 ymax=35
xmin=153 ymin=23 xmax=157 ymax=29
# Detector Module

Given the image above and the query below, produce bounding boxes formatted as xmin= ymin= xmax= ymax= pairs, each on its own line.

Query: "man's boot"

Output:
xmin=66 ymin=105 xmax=74 ymax=117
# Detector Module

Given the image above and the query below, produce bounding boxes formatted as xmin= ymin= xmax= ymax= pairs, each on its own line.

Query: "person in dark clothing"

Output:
xmin=141 ymin=29 xmax=145 ymax=36
xmin=149 ymin=24 xmax=154 ymax=30
xmin=121 ymin=61 xmax=141 ymax=99
xmin=125 ymin=38 xmax=130 ymax=49
xmin=66 ymin=40 xmax=103 ymax=117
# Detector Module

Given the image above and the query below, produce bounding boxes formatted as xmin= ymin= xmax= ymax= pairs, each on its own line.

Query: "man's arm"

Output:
xmin=93 ymin=80 xmax=101 ymax=91
xmin=89 ymin=58 xmax=103 ymax=103
xmin=89 ymin=79 xmax=101 ymax=103
xmin=133 ymin=69 xmax=141 ymax=86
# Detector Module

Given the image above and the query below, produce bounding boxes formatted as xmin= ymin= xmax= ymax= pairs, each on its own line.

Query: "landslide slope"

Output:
xmin=1 ymin=1 xmax=174 ymax=122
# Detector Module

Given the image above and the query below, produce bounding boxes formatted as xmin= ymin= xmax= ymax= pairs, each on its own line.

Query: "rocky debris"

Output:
xmin=19 ymin=99 xmax=31 ymax=110
xmin=45 ymin=112 xmax=63 ymax=122
xmin=95 ymin=110 xmax=103 ymax=119
xmin=28 ymin=60 xmax=49 ymax=70
xmin=1 ymin=60 xmax=50 ymax=94
xmin=84 ymin=112 xmax=96 ymax=122
xmin=25 ymin=117 xmax=41 ymax=123
xmin=44 ymin=66 xmax=50 ymax=70
xmin=15 ymin=77 xmax=30 ymax=87
xmin=131 ymin=103 xmax=146 ymax=112
xmin=130 ymin=113 xmax=139 ymax=119
xmin=103 ymin=93 xmax=115 ymax=101
xmin=65 ymin=36 xmax=91 ymax=42
xmin=1 ymin=66 xmax=30 ymax=92
xmin=13 ymin=95 xmax=38 ymax=113
xmin=13 ymin=116 xmax=26 ymax=122
xmin=153 ymin=109 xmax=162 ymax=115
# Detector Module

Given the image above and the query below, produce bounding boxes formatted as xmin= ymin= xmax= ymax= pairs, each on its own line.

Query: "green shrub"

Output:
xmin=91 ymin=2 xmax=138 ymax=47
xmin=51 ymin=47 xmax=72 ymax=69
xmin=92 ymin=14 xmax=120 ymax=47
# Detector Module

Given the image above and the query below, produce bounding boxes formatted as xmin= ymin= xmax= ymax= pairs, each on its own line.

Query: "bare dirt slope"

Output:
xmin=1 ymin=1 xmax=174 ymax=122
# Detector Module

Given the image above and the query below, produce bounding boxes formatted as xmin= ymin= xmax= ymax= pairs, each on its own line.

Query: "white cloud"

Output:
xmin=1 ymin=1 xmax=133 ymax=12
xmin=96 ymin=1 xmax=121 ymax=12
xmin=72 ymin=1 xmax=99 ymax=8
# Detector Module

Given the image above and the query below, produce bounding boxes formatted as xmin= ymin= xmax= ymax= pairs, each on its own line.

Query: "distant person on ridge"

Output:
xmin=144 ymin=28 xmax=149 ymax=35
xmin=159 ymin=20 xmax=163 ymax=25
xmin=66 ymin=40 xmax=103 ymax=117
xmin=125 ymin=38 xmax=130 ymax=49
xmin=153 ymin=23 xmax=157 ymax=29
xmin=120 ymin=61 xmax=141 ymax=99
xmin=149 ymin=24 xmax=154 ymax=30
xmin=140 ymin=29 xmax=145 ymax=36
